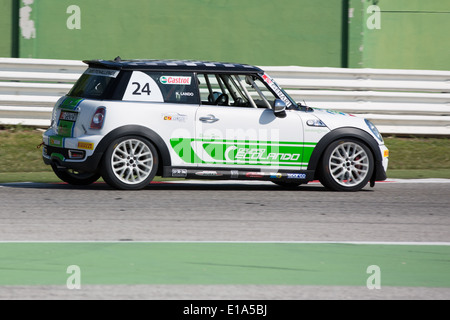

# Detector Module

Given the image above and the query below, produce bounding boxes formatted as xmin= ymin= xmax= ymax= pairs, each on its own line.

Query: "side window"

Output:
xmin=197 ymin=73 xmax=277 ymax=108
xmin=197 ymin=73 xmax=240 ymax=106
xmin=241 ymin=75 xmax=278 ymax=108
xmin=122 ymin=71 xmax=199 ymax=104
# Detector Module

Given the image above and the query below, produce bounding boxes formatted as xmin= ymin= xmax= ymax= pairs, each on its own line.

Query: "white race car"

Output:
xmin=42 ymin=58 xmax=388 ymax=191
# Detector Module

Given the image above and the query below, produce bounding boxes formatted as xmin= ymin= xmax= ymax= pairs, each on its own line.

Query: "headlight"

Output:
xmin=365 ymin=119 xmax=383 ymax=142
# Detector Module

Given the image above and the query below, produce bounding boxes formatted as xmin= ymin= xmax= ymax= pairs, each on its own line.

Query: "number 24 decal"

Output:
xmin=132 ymin=82 xmax=151 ymax=95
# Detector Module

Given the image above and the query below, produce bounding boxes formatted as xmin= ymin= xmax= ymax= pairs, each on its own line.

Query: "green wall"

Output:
xmin=349 ymin=0 xmax=450 ymax=70
xmin=6 ymin=0 xmax=450 ymax=70
xmin=16 ymin=0 xmax=344 ymax=67
xmin=0 ymin=0 xmax=14 ymax=57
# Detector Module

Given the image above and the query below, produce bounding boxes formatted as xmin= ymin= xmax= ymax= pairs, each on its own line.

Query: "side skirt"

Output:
xmin=162 ymin=166 xmax=315 ymax=183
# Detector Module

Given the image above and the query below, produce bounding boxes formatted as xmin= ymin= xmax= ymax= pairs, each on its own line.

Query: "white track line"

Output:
xmin=0 ymin=240 xmax=449 ymax=245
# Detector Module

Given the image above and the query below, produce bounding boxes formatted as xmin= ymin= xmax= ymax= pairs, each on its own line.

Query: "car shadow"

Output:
xmin=0 ymin=180 xmax=343 ymax=192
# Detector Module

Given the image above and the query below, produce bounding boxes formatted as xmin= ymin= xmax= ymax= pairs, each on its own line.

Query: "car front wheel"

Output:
xmin=101 ymin=136 xmax=158 ymax=190
xmin=318 ymin=139 xmax=374 ymax=191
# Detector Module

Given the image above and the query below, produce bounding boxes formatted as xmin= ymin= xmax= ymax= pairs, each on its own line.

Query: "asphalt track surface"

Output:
xmin=0 ymin=179 xmax=449 ymax=300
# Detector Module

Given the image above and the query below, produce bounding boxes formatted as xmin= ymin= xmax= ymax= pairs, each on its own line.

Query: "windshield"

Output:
xmin=68 ymin=68 xmax=119 ymax=99
xmin=261 ymin=73 xmax=298 ymax=109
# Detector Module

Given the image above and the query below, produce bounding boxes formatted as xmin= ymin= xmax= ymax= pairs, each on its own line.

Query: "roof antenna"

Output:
xmin=114 ymin=56 xmax=122 ymax=62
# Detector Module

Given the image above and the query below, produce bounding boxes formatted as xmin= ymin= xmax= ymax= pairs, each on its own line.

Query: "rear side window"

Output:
xmin=68 ymin=68 xmax=119 ymax=99
xmin=122 ymin=71 xmax=199 ymax=104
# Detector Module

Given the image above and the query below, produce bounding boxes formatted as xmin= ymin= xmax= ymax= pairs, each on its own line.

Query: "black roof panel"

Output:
xmin=83 ymin=58 xmax=263 ymax=74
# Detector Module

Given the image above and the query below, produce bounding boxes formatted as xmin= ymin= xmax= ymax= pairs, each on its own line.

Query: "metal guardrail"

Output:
xmin=0 ymin=58 xmax=85 ymax=127
xmin=0 ymin=58 xmax=449 ymax=135
xmin=263 ymin=66 xmax=450 ymax=135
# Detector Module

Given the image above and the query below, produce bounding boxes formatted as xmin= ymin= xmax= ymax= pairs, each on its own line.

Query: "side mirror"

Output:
xmin=273 ymin=99 xmax=287 ymax=118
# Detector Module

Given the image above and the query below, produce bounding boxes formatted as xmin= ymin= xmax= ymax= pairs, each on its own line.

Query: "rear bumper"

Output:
xmin=42 ymin=145 xmax=103 ymax=173
xmin=42 ymin=128 xmax=104 ymax=172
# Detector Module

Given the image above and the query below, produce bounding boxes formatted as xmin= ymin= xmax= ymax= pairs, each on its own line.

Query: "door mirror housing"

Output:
xmin=273 ymin=99 xmax=287 ymax=118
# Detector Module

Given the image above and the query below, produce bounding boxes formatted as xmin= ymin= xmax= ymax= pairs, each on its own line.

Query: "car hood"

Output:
xmin=310 ymin=107 xmax=368 ymax=131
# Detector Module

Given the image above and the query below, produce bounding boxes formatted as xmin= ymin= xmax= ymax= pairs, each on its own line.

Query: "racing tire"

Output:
xmin=51 ymin=164 xmax=101 ymax=185
xmin=101 ymin=136 xmax=158 ymax=190
xmin=318 ymin=138 xmax=374 ymax=192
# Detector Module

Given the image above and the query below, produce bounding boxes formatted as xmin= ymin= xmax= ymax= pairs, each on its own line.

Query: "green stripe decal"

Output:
xmin=59 ymin=97 xmax=84 ymax=111
xmin=57 ymin=120 xmax=75 ymax=137
xmin=170 ymin=138 xmax=316 ymax=166
xmin=0 ymin=243 xmax=448 ymax=287
xmin=170 ymin=138 xmax=204 ymax=164
xmin=50 ymin=153 xmax=65 ymax=162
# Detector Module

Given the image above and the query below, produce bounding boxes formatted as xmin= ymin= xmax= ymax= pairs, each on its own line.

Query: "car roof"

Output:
xmin=83 ymin=57 xmax=264 ymax=74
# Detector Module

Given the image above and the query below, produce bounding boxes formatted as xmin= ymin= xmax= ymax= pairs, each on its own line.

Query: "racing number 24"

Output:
xmin=132 ymin=82 xmax=151 ymax=95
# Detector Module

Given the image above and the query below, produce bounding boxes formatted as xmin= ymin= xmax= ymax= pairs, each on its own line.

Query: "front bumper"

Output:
xmin=373 ymin=144 xmax=389 ymax=182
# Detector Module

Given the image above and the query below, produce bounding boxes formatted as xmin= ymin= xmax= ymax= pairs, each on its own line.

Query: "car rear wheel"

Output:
xmin=101 ymin=136 xmax=158 ymax=190
xmin=51 ymin=164 xmax=100 ymax=185
xmin=318 ymin=139 xmax=374 ymax=191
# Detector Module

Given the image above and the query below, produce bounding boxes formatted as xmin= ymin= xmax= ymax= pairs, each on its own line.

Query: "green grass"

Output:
xmin=0 ymin=126 xmax=50 ymax=173
xmin=383 ymin=136 xmax=450 ymax=170
xmin=1 ymin=127 xmax=449 ymax=183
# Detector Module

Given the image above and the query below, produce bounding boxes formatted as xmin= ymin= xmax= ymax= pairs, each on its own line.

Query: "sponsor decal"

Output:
xmin=195 ymin=171 xmax=222 ymax=177
xmin=384 ymin=149 xmax=389 ymax=157
xmin=287 ymin=173 xmax=306 ymax=179
xmin=326 ymin=109 xmax=348 ymax=116
xmin=172 ymin=169 xmax=187 ymax=177
xmin=231 ymin=170 xmax=239 ymax=178
xmin=315 ymin=108 xmax=349 ymax=117
xmin=85 ymin=68 xmax=119 ymax=78
xmin=262 ymin=73 xmax=292 ymax=108
xmin=270 ymin=173 xmax=283 ymax=179
xmin=160 ymin=76 xmax=192 ymax=85
xmin=77 ymin=141 xmax=94 ymax=150
xmin=262 ymin=74 xmax=272 ymax=85
xmin=49 ymin=137 xmax=63 ymax=147
xmin=233 ymin=148 xmax=300 ymax=162
xmin=163 ymin=113 xmax=187 ymax=122
xmin=245 ymin=172 xmax=265 ymax=178
xmin=176 ymin=92 xmax=194 ymax=97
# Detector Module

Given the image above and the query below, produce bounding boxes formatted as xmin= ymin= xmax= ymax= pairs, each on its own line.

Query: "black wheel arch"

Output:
xmin=94 ymin=125 xmax=171 ymax=176
xmin=307 ymin=127 xmax=384 ymax=181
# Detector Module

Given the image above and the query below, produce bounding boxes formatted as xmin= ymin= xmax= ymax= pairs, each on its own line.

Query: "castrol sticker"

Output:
xmin=160 ymin=76 xmax=191 ymax=85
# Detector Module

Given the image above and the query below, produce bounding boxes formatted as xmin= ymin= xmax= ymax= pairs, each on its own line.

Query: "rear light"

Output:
xmin=90 ymin=107 xmax=106 ymax=129
xmin=68 ymin=149 xmax=85 ymax=159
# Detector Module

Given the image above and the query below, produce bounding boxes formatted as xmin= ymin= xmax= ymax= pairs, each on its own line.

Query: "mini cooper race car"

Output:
xmin=42 ymin=58 xmax=388 ymax=191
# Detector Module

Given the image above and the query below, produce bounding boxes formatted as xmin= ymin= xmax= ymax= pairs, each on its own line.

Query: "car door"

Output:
xmin=193 ymin=73 xmax=305 ymax=173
